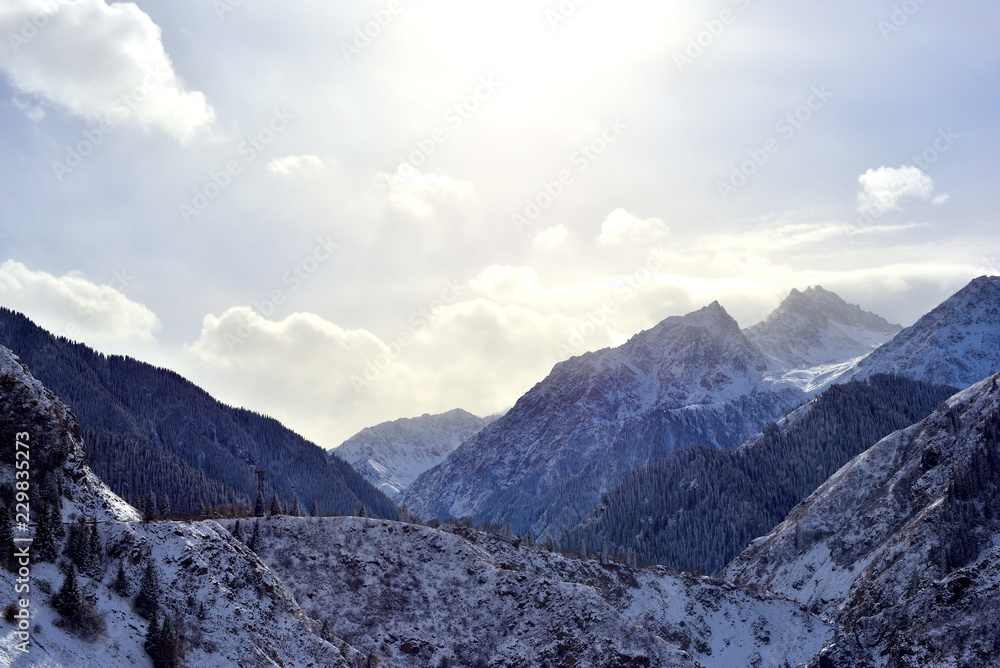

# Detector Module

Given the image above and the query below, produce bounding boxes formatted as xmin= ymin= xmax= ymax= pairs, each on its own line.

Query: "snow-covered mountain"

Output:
xmin=851 ymin=275 xmax=1000 ymax=388
xmin=403 ymin=289 xmax=897 ymax=538
xmin=236 ymin=515 xmax=833 ymax=668
xmin=0 ymin=346 xmax=359 ymax=667
xmin=747 ymin=286 xmax=901 ymax=392
xmin=402 ymin=301 xmax=808 ymax=537
xmin=725 ymin=373 xmax=1000 ymax=666
xmin=332 ymin=408 xmax=497 ymax=498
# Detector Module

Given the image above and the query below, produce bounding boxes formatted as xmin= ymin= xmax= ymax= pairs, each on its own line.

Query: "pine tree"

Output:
xmin=64 ymin=521 xmax=86 ymax=570
xmin=145 ymin=610 xmax=163 ymax=664
xmin=254 ymin=490 xmax=266 ymax=518
xmin=269 ymin=494 xmax=282 ymax=517
xmin=134 ymin=560 xmax=160 ymax=620
xmin=599 ymin=540 xmax=609 ymax=565
xmin=53 ymin=564 xmax=83 ymax=617
xmin=87 ymin=522 xmax=103 ymax=575
xmin=356 ymin=505 xmax=366 ymax=518
xmin=0 ymin=506 xmax=14 ymax=572
xmin=320 ymin=619 xmax=330 ymax=641
xmin=144 ymin=491 xmax=158 ymax=520
xmin=231 ymin=519 xmax=245 ymax=542
xmin=160 ymin=494 xmax=171 ymax=520
xmin=34 ymin=503 xmax=58 ymax=563
xmin=112 ymin=561 xmax=131 ymax=597
xmin=310 ymin=499 xmax=319 ymax=518
xmin=291 ymin=497 xmax=302 ymax=517
xmin=248 ymin=520 xmax=261 ymax=551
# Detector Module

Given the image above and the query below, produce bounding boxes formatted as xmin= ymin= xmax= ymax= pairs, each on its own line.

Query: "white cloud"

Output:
xmin=0 ymin=0 xmax=215 ymax=143
xmin=857 ymin=165 xmax=948 ymax=216
xmin=376 ymin=167 xmax=474 ymax=218
xmin=0 ymin=260 xmax=160 ymax=346
xmin=597 ymin=208 xmax=669 ymax=248
xmin=533 ymin=225 xmax=570 ymax=251
xmin=268 ymin=154 xmax=325 ymax=176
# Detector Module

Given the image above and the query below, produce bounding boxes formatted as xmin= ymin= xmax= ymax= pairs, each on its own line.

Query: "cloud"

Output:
xmin=597 ymin=208 xmax=669 ymax=248
xmin=0 ymin=0 xmax=215 ymax=143
xmin=268 ymin=154 xmax=325 ymax=176
xmin=533 ymin=225 xmax=570 ymax=251
xmin=857 ymin=166 xmax=948 ymax=217
xmin=0 ymin=260 xmax=160 ymax=347
xmin=376 ymin=167 xmax=474 ymax=218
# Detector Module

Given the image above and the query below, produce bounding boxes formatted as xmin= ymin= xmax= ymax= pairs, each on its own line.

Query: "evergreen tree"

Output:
xmin=253 ymin=489 xmax=266 ymax=518
xmin=64 ymin=521 xmax=87 ymax=570
xmin=310 ymin=499 xmax=319 ymax=518
xmin=87 ymin=522 xmax=102 ymax=574
xmin=231 ymin=519 xmax=245 ymax=542
xmin=160 ymin=494 xmax=171 ymax=519
xmin=599 ymin=540 xmax=609 ymax=565
xmin=34 ymin=503 xmax=58 ymax=562
xmin=291 ymin=496 xmax=302 ymax=517
xmin=320 ymin=618 xmax=330 ymax=641
xmin=145 ymin=610 xmax=163 ymax=664
xmin=112 ymin=561 xmax=131 ymax=597
xmin=134 ymin=560 xmax=160 ymax=620
xmin=356 ymin=505 xmax=366 ymax=518
xmin=143 ymin=491 xmax=158 ymax=520
xmin=0 ymin=506 xmax=14 ymax=572
xmin=268 ymin=494 xmax=282 ymax=517
xmin=53 ymin=564 xmax=83 ymax=617
xmin=248 ymin=520 xmax=261 ymax=551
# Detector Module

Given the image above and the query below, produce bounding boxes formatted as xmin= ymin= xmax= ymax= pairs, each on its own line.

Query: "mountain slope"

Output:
xmin=0 ymin=344 xmax=358 ymax=667
xmin=332 ymin=408 xmax=496 ymax=498
xmin=563 ymin=375 xmax=958 ymax=574
xmin=0 ymin=307 xmax=395 ymax=520
xmin=851 ymin=275 xmax=1000 ymax=388
xmin=747 ymin=286 xmax=901 ymax=392
xmin=402 ymin=301 xmax=807 ymax=537
xmin=725 ymin=373 xmax=1000 ymax=666
xmin=235 ymin=515 xmax=833 ymax=668
xmin=403 ymin=289 xmax=897 ymax=539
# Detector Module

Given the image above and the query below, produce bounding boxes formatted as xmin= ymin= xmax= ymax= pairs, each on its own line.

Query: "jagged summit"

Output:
xmin=852 ymin=275 xmax=1000 ymax=388
xmin=746 ymin=285 xmax=901 ymax=386
xmin=332 ymin=408 xmax=496 ymax=498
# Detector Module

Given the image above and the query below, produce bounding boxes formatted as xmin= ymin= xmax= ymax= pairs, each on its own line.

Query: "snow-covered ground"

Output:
xmin=234 ymin=515 xmax=832 ymax=668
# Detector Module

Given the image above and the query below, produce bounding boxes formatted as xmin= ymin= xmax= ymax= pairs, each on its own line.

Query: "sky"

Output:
xmin=0 ymin=0 xmax=998 ymax=447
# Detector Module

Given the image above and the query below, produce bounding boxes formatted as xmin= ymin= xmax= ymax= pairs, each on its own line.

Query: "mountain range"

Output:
xmin=402 ymin=284 xmax=906 ymax=538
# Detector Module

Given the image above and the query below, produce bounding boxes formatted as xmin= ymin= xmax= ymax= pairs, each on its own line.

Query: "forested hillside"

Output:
xmin=564 ymin=375 xmax=957 ymax=573
xmin=0 ymin=308 xmax=395 ymax=519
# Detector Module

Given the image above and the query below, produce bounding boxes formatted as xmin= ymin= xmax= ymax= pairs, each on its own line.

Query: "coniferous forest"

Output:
xmin=563 ymin=374 xmax=959 ymax=573
xmin=0 ymin=308 xmax=396 ymax=520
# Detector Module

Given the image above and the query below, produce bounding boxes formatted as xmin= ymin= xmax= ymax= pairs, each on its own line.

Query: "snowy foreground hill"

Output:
xmin=235 ymin=515 xmax=832 ymax=668
xmin=726 ymin=372 xmax=1000 ymax=666
xmin=0 ymin=346 xmax=359 ymax=667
